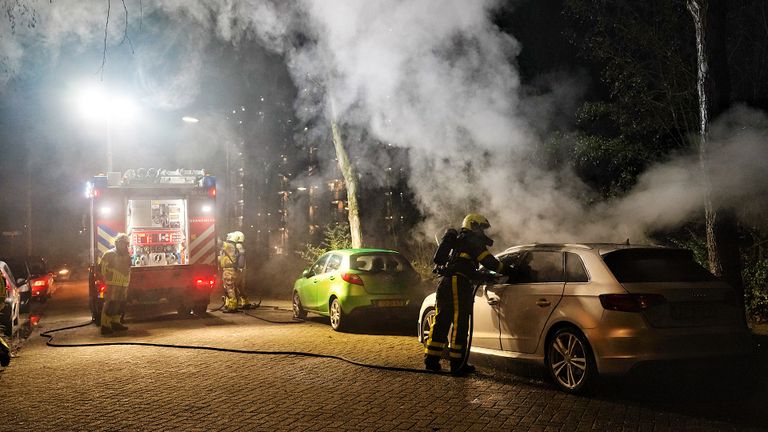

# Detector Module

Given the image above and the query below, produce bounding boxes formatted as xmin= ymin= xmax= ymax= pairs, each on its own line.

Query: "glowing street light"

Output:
xmin=76 ymin=84 xmax=139 ymax=172
xmin=182 ymin=116 xmax=199 ymax=123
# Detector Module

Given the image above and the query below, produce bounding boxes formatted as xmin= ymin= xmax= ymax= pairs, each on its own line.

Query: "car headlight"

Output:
xmin=58 ymin=269 xmax=70 ymax=275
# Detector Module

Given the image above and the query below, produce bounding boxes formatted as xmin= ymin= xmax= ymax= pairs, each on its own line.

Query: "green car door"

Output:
xmin=316 ymin=253 xmax=344 ymax=314
xmin=297 ymin=253 xmax=329 ymax=311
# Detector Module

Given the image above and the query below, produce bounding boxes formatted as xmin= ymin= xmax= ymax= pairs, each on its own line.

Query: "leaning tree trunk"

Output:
xmin=687 ymin=0 xmax=745 ymax=312
xmin=329 ymin=98 xmax=364 ymax=249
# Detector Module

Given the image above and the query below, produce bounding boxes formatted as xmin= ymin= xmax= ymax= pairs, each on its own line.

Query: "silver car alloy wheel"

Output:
xmin=330 ymin=298 xmax=342 ymax=329
xmin=549 ymin=330 xmax=588 ymax=391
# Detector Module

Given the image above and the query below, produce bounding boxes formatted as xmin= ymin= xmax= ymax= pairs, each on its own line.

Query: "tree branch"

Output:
xmin=100 ymin=0 xmax=111 ymax=80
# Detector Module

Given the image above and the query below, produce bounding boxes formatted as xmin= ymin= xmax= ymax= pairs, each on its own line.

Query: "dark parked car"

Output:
xmin=7 ymin=256 xmax=56 ymax=304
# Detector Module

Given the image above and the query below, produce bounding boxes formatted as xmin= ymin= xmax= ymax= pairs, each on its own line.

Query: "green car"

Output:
xmin=292 ymin=249 xmax=423 ymax=331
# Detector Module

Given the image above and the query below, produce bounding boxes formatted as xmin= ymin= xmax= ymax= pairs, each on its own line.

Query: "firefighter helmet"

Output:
xmin=226 ymin=231 xmax=245 ymax=243
xmin=461 ymin=214 xmax=490 ymax=231
xmin=114 ymin=233 xmax=130 ymax=246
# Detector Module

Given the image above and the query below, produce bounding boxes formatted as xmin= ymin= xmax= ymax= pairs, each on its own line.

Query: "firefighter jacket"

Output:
xmin=219 ymin=242 xmax=240 ymax=271
xmin=100 ymin=248 xmax=132 ymax=287
xmin=447 ymin=229 xmax=506 ymax=280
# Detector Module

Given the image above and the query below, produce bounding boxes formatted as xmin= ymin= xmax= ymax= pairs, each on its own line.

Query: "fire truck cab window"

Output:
xmin=325 ymin=254 xmax=343 ymax=272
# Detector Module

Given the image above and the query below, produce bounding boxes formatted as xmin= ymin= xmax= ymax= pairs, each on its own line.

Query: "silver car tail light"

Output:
xmin=599 ymin=293 xmax=666 ymax=312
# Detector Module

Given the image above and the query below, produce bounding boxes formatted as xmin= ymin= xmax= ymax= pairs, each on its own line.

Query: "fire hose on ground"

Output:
xmin=37 ymin=301 xmax=476 ymax=377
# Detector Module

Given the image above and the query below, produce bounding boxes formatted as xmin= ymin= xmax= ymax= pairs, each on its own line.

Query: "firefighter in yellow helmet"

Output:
xmin=0 ymin=271 xmax=11 ymax=366
xmin=100 ymin=233 xmax=132 ymax=335
xmin=220 ymin=231 xmax=247 ymax=312
xmin=424 ymin=213 xmax=509 ymax=375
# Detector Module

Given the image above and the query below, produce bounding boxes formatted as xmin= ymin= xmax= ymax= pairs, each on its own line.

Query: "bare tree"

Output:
xmin=686 ymin=0 xmax=744 ymax=309
xmin=328 ymin=97 xmax=363 ymax=248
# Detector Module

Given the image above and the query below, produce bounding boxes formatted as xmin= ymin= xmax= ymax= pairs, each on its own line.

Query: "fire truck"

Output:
xmin=87 ymin=169 xmax=218 ymax=321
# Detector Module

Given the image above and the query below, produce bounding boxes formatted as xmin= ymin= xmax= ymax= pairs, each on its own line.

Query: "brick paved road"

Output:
xmin=0 ymin=280 xmax=766 ymax=431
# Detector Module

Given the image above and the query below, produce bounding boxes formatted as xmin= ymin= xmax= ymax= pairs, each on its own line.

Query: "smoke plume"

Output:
xmin=2 ymin=0 xmax=767 ymax=250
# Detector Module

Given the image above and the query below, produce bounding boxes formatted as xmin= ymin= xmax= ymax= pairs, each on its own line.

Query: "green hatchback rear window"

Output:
xmin=350 ymin=253 xmax=412 ymax=273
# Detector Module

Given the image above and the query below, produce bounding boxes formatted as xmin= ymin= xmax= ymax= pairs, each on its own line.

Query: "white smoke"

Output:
xmin=2 ymin=1 xmax=767 ymax=248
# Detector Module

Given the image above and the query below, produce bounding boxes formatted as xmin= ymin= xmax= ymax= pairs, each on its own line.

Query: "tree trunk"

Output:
xmin=687 ymin=0 xmax=744 ymax=307
xmin=329 ymin=98 xmax=364 ymax=249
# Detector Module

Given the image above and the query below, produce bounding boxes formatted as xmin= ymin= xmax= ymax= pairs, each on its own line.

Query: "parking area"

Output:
xmin=0 ymin=280 xmax=766 ymax=431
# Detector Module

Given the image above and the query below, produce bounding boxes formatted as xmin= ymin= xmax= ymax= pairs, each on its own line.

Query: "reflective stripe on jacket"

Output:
xmin=100 ymin=249 xmax=132 ymax=287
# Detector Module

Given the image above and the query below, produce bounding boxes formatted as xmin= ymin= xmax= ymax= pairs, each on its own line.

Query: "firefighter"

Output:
xmin=424 ymin=213 xmax=509 ymax=375
xmin=220 ymin=231 xmax=246 ymax=312
xmin=0 ymin=272 xmax=11 ymax=366
xmin=230 ymin=231 xmax=253 ymax=310
xmin=100 ymin=233 xmax=132 ymax=335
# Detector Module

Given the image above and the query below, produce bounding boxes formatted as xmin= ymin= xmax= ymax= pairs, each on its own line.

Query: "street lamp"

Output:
xmin=76 ymin=84 xmax=139 ymax=172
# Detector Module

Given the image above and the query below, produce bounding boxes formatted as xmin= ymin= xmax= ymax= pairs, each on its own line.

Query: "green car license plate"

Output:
xmin=374 ymin=299 xmax=407 ymax=307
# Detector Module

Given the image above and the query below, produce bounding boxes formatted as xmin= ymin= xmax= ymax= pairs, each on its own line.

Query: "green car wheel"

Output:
xmin=329 ymin=297 xmax=347 ymax=331
xmin=293 ymin=291 xmax=307 ymax=320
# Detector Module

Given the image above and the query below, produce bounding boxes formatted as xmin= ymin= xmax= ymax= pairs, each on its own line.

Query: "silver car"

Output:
xmin=0 ymin=261 xmax=22 ymax=337
xmin=418 ymin=243 xmax=754 ymax=393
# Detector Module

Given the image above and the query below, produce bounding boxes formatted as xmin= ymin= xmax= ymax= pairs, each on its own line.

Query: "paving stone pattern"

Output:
xmin=0 ymin=281 xmax=765 ymax=431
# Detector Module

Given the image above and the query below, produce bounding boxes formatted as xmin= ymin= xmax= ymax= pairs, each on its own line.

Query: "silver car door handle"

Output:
xmin=535 ymin=298 xmax=551 ymax=307
xmin=486 ymin=291 xmax=501 ymax=306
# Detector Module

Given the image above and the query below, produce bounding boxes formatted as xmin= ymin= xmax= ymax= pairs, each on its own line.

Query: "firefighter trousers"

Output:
xmin=424 ymin=274 xmax=474 ymax=364
xmin=101 ymin=285 xmax=128 ymax=328
xmin=222 ymin=268 xmax=242 ymax=310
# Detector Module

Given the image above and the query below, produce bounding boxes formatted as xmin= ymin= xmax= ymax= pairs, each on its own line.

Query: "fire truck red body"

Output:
xmin=87 ymin=169 xmax=218 ymax=320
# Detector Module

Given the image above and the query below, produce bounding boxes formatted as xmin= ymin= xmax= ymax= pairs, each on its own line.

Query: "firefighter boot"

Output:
xmin=223 ymin=296 xmax=239 ymax=313
xmin=239 ymin=296 xmax=253 ymax=310
xmin=424 ymin=355 xmax=442 ymax=372
xmin=450 ymin=361 xmax=476 ymax=376
xmin=100 ymin=325 xmax=114 ymax=336
xmin=111 ymin=322 xmax=129 ymax=331
xmin=0 ymin=337 xmax=11 ymax=367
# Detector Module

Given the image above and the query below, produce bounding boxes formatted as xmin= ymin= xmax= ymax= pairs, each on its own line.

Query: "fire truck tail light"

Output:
xmin=208 ymin=187 xmax=216 ymax=198
xmin=195 ymin=277 xmax=216 ymax=290
xmin=32 ymin=280 xmax=47 ymax=287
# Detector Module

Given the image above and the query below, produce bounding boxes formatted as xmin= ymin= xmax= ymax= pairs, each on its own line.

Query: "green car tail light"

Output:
xmin=341 ymin=272 xmax=364 ymax=286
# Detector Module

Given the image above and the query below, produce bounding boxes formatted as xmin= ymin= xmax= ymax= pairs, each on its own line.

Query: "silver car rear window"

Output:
xmin=602 ymin=249 xmax=716 ymax=283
